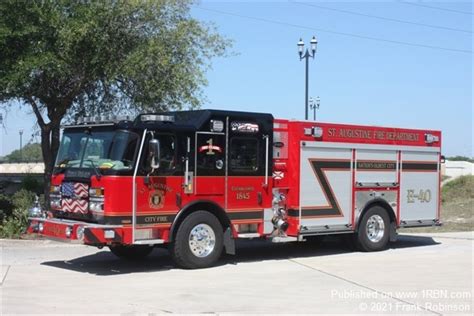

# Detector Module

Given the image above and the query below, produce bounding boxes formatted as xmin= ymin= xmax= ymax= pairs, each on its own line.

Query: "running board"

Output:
xmin=271 ymin=236 xmax=298 ymax=243
xmin=300 ymin=224 xmax=353 ymax=236
xmin=238 ymin=233 xmax=261 ymax=239
xmin=133 ymin=239 xmax=165 ymax=245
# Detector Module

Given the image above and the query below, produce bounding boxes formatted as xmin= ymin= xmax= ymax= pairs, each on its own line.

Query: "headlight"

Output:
xmin=50 ymin=198 xmax=61 ymax=210
xmin=50 ymin=185 xmax=61 ymax=194
xmin=89 ymin=187 xmax=104 ymax=197
xmin=89 ymin=200 xmax=104 ymax=212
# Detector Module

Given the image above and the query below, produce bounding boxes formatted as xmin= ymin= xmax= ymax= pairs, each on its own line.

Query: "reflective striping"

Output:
xmin=104 ymin=214 xmax=176 ymax=225
xmin=299 ymin=159 xmax=351 ymax=217
xmin=103 ymin=210 xmax=263 ymax=225
xmin=288 ymin=209 xmax=341 ymax=217
xmin=402 ymin=162 xmax=438 ymax=171
xmin=84 ymin=228 xmax=101 ymax=244
xmin=228 ymin=211 xmax=262 ymax=220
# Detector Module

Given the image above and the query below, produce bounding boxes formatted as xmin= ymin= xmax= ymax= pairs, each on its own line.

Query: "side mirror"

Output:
xmin=149 ymin=139 xmax=160 ymax=169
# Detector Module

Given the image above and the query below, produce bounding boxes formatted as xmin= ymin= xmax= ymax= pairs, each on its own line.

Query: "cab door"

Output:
xmin=195 ymin=132 xmax=226 ymax=195
xmin=226 ymin=121 xmax=270 ymax=224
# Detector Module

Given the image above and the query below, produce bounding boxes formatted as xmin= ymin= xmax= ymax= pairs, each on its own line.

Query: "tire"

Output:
xmin=171 ymin=211 xmax=224 ymax=269
xmin=355 ymin=206 xmax=390 ymax=252
xmin=109 ymin=244 xmax=153 ymax=260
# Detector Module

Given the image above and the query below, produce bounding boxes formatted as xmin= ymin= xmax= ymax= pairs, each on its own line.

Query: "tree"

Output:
xmin=446 ymin=156 xmax=474 ymax=163
xmin=0 ymin=0 xmax=229 ymax=203
xmin=6 ymin=143 xmax=43 ymax=162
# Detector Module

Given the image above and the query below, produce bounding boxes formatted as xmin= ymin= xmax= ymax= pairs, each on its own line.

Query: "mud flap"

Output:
xmin=223 ymin=227 xmax=235 ymax=255
xmin=389 ymin=222 xmax=398 ymax=242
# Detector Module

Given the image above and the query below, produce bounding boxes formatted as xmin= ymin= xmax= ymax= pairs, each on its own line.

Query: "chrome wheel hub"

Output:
xmin=188 ymin=223 xmax=216 ymax=258
xmin=366 ymin=214 xmax=385 ymax=243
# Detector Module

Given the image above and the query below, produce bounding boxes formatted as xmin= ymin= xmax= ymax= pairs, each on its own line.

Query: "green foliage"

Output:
xmin=446 ymin=156 xmax=474 ymax=163
xmin=442 ymin=175 xmax=474 ymax=203
xmin=6 ymin=143 xmax=43 ymax=162
xmin=12 ymin=189 xmax=36 ymax=210
xmin=0 ymin=207 xmax=28 ymax=238
xmin=0 ymin=189 xmax=36 ymax=238
xmin=0 ymin=194 xmax=14 ymax=221
xmin=21 ymin=175 xmax=43 ymax=194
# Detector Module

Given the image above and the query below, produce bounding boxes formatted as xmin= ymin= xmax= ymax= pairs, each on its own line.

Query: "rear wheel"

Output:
xmin=109 ymin=245 xmax=153 ymax=260
xmin=171 ymin=211 xmax=223 ymax=269
xmin=355 ymin=206 xmax=390 ymax=252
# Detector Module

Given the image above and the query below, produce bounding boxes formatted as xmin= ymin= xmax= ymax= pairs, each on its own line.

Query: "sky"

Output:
xmin=1 ymin=0 xmax=472 ymax=157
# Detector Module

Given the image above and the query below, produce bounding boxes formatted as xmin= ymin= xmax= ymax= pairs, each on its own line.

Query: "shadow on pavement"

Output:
xmin=41 ymin=234 xmax=439 ymax=276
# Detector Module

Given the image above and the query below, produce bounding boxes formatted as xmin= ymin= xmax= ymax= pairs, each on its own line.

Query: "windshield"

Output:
xmin=55 ymin=130 xmax=139 ymax=171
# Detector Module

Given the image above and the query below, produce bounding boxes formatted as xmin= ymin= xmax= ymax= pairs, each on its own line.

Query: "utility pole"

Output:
xmin=19 ymin=129 xmax=23 ymax=161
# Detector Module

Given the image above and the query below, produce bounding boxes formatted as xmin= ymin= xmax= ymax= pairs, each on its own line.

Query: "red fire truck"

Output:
xmin=28 ymin=110 xmax=442 ymax=269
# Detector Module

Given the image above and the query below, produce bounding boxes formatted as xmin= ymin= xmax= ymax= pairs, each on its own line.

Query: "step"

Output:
xmin=133 ymin=239 xmax=165 ymax=245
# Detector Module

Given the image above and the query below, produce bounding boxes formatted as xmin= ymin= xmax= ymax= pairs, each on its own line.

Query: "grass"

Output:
xmin=404 ymin=175 xmax=473 ymax=233
xmin=441 ymin=175 xmax=451 ymax=182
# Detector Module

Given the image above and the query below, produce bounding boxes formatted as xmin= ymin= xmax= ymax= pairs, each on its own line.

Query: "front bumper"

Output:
xmin=27 ymin=217 xmax=126 ymax=245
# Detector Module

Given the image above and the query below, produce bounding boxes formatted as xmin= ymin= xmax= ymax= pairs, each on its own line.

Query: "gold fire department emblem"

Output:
xmin=149 ymin=190 xmax=165 ymax=209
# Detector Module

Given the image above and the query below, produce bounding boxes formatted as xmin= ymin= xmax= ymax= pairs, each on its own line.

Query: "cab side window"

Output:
xmin=144 ymin=134 xmax=177 ymax=175
xmin=230 ymin=138 xmax=259 ymax=173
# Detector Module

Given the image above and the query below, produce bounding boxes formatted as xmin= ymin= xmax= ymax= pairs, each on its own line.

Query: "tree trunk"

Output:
xmin=40 ymin=121 xmax=61 ymax=209
xmin=28 ymin=97 xmax=64 ymax=210
xmin=40 ymin=125 xmax=53 ymax=209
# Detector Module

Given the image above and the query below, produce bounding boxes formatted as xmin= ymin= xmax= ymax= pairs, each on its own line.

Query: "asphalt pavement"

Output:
xmin=1 ymin=232 xmax=473 ymax=314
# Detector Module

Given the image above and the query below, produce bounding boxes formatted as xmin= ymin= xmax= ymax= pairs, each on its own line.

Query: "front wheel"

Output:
xmin=355 ymin=206 xmax=390 ymax=252
xmin=171 ymin=211 xmax=224 ymax=269
xmin=109 ymin=244 xmax=153 ymax=260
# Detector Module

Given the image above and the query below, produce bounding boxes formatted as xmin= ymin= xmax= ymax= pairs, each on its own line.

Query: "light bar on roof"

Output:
xmin=75 ymin=114 xmax=133 ymax=125
xmin=141 ymin=114 xmax=175 ymax=123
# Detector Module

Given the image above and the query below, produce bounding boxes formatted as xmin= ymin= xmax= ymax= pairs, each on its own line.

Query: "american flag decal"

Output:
xmin=61 ymin=182 xmax=89 ymax=214
xmin=61 ymin=182 xmax=88 ymax=198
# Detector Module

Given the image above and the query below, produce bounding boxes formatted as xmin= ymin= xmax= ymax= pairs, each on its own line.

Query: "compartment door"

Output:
xmin=400 ymin=151 xmax=440 ymax=222
xmin=300 ymin=145 xmax=353 ymax=228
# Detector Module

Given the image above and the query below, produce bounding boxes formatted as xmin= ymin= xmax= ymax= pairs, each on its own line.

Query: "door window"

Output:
xmin=230 ymin=138 xmax=259 ymax=173
xmin=196 ymin=134 xmax=225 ymax=175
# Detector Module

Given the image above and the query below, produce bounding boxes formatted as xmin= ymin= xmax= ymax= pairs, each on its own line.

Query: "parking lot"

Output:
xmin=1 ymin=232 xmax=473 ymax=314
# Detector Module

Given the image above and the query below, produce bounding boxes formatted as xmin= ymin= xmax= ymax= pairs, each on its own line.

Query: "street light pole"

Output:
xmin=298 ymin=36 xmax=318 ymax=120
xmin=309 ymin=96 xmax=321 ymax=121
xmin=19 ymin=129 xmax=23 ymax=161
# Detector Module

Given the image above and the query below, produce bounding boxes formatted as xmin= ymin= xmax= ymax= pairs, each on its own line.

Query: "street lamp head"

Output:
xmin=297 ymin=38 xmax=304 ymax=56
xmin=316 ymin=96 xmax=320 ymax=108
xmin=310 ymin=36 xmax=318 ymax=54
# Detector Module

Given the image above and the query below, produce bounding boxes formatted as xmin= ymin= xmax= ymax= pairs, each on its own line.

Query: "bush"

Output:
xmin=0 ymin=194 xmax=14 ymax=222
xmin=0 ymin=208 xmax=28 ymax=238
xmin=0 ymin=189 xmax=37 ymax=238
xmin=21 ymin=175 xmax=43 ymax=194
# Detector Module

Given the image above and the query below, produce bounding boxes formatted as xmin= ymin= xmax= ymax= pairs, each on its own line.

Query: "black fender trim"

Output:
xmin=356 ymin=198 xmax=397 ymax=232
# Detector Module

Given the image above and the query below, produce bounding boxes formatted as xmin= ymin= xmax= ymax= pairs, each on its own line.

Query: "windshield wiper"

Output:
xmin=56 ymin=158 xmax=71 ymax=166
xmin=83 ymin=159 xmax=102 ymax=180
xmin=53 ymin=157 xmax=72 ymax=174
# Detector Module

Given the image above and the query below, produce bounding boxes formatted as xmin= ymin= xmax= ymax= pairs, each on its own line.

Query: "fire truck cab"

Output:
xmin=28 ymin=110 xmax=442 ymax=269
